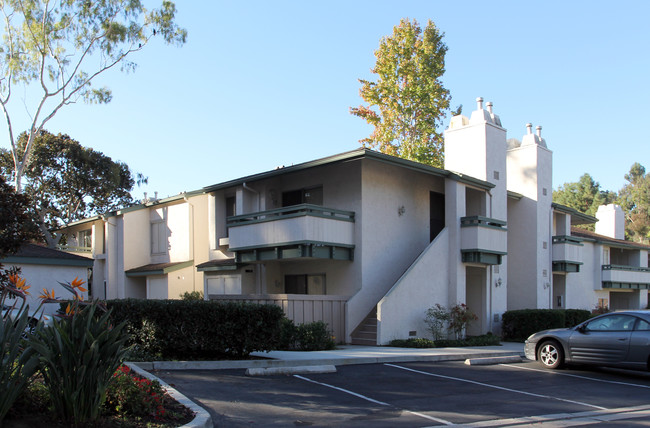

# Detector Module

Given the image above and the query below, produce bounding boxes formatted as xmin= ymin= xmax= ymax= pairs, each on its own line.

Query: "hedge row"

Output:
xmin=105 ymin=299 xmax=285 ymax=360
xmin=501 ymin=309 xmax=591 ymax=342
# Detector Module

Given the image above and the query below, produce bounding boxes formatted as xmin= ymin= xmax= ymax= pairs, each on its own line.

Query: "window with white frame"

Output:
xmin=151 ymin=221 xmax=168 ymax=255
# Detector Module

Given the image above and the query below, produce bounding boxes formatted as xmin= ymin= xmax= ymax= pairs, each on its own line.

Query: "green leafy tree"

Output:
xmin=0 ymin=0 xmax=186 ymax=192
xmin=350 ymin=18 xmax=451 ymax=168
xmin=553 ymin=173 xmax=616 ymax=230
xmin=617 ymin=163 xmax=650 ymax=243
xmin=0 ymin=130 xmax=140 ymax=248
xmin=0 ymin=175 xmax=39 ymax=257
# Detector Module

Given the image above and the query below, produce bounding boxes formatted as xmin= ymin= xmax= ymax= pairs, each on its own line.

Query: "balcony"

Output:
xmin=602 ymin=265 xmax=650 ymax=289
xmin=552 ymin=235 xmax=583 ymax=273
xmin=460 ymin=216 xmax=507 ymax=265
xmin=226 ymin=204 xmax=355 ymax=262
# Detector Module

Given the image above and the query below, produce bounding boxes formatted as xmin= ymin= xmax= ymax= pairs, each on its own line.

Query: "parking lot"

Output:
xmin=156 ymin=360 xmax=650 ymax=427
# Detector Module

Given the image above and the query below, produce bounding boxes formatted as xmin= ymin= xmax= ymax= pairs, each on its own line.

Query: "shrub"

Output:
xmin=104 ymin=365 xmax=167 ymax=419
xmin=180 ymin=290 xmax=204 ymax=301
xmin=424 ymin=304 xmax=449 ymax=340
xmin=424 ymin=303 xmax=478 ymax=340
xmin=295 ymin=321 xmax=336 ymax=351
xmin=107 ymin=299 xmax=285 ymax=360
xmin=30 ymin=301 xmax=129 ymax=425
xmin=388 ymin=334 xmax=500 ymax=348
xmin=278 ymin=319 xmax=336 ymax=351
xmin=501 ymin=309 xmax=591 ymax=342
xmin=388 ymin=338 xmax=436 ymax=348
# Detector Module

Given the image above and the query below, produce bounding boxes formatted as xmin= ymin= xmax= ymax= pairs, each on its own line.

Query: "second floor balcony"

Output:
xmin=602 ymin=265 xmax=650 ymax=289
xmin=460 ymin=216 xmax=507 ymax=265
xmin=552 ymin=235 xmax=583 ymax=273
xmin=226 ymin=204 xmax=355 ymax=262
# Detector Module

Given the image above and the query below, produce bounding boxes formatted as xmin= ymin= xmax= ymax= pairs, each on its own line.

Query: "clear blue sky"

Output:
xmin=3 ymin=1 xmax=649 ymax=201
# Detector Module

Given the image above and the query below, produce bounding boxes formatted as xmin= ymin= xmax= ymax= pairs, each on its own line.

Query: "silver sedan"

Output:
xmin=524 ymin=310 xmax=650 ymax=370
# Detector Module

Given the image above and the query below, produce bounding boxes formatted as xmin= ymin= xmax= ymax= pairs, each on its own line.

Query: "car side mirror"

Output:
xmin=577 ymin=324 xmax=587 ymax=333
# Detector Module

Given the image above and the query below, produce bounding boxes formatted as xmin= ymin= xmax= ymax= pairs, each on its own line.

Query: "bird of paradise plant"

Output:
xmin=0 ymin=268 xmax=40 ymax=423
xmin=30 ymin=276 xmax=128 ymax=425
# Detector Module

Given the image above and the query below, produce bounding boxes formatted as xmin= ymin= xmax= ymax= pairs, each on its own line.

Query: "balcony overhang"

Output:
xmin=460 ymin=216 xmax=507 ymax=264
xmin=125 ymin=260 xmax=194 ymax=277
xmin=602 ymin=265 xmax=650 ymax=290
xmin=461 ymin=249 xmax=506 ymax=265
xmin=226 ymin=204 xmax=355 ymax=255
xmin=553 ymin=261 xmax=582 ymax=273
xmin=552 ymin=235 xmax=584 ymax=273
xmin=231 ymin=241 xmax=354 ymax=263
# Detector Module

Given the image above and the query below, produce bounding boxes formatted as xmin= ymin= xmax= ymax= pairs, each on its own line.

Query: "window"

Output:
xmin=603 ymin=248 xmax=610 ymax=265
xmin=635 ymin=319 xmax=650 ymax=331
xmin=151 ymin=221 xmax=167 ymax=255
xmin=284 ymin=274 xmax=325 ymax=294
xmin=282 ymin=186 xmax=323 ymax=207
xmin=586 ymin=314 xmax=636 ymax=331
xmin=78 ymin=229 xmax=92 ymax=248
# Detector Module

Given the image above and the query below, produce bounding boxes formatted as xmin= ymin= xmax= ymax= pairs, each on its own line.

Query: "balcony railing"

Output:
xmin=602 ymin=264 xmax=650 ymax=289
xmin=227 ymin=204 xmax=355 ymax=226
xmin=552 ymin=235 xmax=583 ymax=272
xmin=460 ymin=216 xmax=507 ymax=264
xmin=56 ymin=245 xmax=92 ymax=254
xmin=226 ymin=204 xmax=355 ymax=261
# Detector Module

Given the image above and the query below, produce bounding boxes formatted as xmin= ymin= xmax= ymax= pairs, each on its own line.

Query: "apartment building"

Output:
xmin=59 ymin=98 xmax=650 ymax=344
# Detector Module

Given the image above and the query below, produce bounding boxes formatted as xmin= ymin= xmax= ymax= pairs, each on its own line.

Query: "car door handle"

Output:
xmin=617 ymin=338 xmax=628 ymax=341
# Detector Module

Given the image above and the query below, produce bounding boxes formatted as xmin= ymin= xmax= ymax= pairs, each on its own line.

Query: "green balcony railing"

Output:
xmin=227 ymin=204 xmax=355 ymax=227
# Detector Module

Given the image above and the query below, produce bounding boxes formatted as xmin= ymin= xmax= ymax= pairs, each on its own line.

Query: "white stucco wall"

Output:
xmin=346 ymin=159 xmax=445 ymax=341
xmin=377 ymin=229 xmax=450 ymax=343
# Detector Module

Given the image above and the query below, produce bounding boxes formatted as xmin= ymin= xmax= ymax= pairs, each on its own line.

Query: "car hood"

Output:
xmin=527 ymin=327 xmax=573 ymax=340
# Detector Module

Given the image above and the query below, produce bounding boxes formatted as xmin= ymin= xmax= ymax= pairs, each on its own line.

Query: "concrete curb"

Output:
xmin=133 ymin=349 xmax=523 ymax=371
xmin=246 ymin=365 xmax=337 ymax=376
xmin=126 ymin=363 xmax=213 ymax=428
xmin=464 ymin=356 xmax=522 ymax=365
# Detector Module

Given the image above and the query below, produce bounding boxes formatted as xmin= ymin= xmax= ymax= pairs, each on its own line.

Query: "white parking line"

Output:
xmin=293 ymin=374 xmax=454 ymax=425
xmin=500 ymin=363 xmax=650 ymax=389
xmin=384 ymin=363 xmax=607 ymax=411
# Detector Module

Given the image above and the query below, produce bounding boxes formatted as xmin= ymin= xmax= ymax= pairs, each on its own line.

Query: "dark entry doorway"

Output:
xmin=430 ymin=191 xmax=445 ymax=242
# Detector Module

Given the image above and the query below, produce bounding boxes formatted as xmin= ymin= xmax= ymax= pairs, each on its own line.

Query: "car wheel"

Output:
xmin=537 ymin=340 xmax=564 ymax=369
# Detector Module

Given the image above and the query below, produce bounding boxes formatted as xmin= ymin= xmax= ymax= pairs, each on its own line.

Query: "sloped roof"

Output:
xmin=571 ymin=227 xmax=650 ymax=250
xmin=1 ymin=243 xmax=94 ymax=267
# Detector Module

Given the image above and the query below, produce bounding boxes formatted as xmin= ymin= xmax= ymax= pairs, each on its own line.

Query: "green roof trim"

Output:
xmin=552 ymin=203 xmax=598 ymax=225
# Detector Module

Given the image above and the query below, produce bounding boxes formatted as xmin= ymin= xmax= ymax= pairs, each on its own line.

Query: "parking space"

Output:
xmin=155 ymin=361 xmax=650 ymax=427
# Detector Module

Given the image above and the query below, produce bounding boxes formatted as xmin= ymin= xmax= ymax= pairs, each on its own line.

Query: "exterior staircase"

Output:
xmin=350 ymin=307 xmax=377 ymax=345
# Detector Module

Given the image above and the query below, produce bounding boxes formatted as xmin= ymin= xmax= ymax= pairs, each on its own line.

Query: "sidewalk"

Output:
xmin=133 ymin=342 xmax=525 ymax=371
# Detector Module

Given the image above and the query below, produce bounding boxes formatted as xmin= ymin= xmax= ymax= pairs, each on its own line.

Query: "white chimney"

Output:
xmin=595 ymin=204 xmax=625 ymax=240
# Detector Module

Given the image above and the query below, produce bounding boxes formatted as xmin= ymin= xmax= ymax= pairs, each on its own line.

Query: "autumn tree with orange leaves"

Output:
xmin=350 ymin=18 xmax=452 ymax=168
